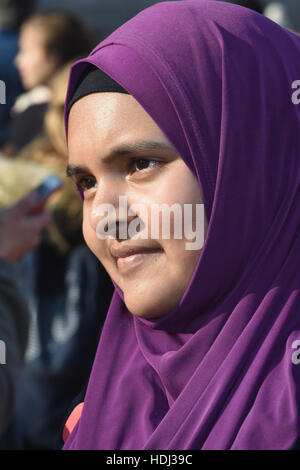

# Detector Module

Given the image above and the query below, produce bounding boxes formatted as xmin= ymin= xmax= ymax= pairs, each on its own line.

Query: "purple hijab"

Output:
xmin=63 ymin=0 xmax=300 ymax=449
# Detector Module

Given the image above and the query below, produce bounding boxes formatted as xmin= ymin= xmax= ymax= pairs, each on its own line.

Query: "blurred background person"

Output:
xmin=0 ymin=60 xmax=114 ymax=449
xmin=0 ymin=191 xmax=51 ymax=438
xmin=0 ymin=3 xmax=109 ymax=451
xmin=0 ymin=0 xmax=37 ymax=148
xmin=2 ymin=10 xmax=97 ymax=155
xmin=0 ymin=64 xmax=84 ymax=251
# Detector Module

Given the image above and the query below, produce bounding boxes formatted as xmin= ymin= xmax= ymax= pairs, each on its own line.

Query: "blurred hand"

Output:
xmin=0 ymin=190 xmax=52 ymax=262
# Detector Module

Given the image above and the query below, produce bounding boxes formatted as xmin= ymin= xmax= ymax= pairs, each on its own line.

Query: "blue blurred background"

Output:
xmin=38 ymin=0 xmax=300 ymax=38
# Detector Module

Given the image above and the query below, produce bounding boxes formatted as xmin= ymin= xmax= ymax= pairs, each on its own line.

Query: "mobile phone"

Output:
xmin=29 ymin=175 xmax=63 ymax=215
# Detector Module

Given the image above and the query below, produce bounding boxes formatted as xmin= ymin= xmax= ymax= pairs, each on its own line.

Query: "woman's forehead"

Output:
xmin=67 ymin=92 xmax=170 ymax=145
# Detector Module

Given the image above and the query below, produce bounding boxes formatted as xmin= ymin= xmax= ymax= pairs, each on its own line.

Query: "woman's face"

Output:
xmin=15 ymin=25 xmax=59 ymax=90
xmin=67 ymin=92 xmax=208 ymax=319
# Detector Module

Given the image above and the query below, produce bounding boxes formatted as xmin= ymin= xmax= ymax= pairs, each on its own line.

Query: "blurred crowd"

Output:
xmin=0 ymin=0 xmax=114 ymax=450
xmin=0 ymin=0 xmax=298 ymax=450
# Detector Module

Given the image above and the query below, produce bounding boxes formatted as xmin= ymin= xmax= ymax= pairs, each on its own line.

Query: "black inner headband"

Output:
xmin=67 ymin=63 xmax=129 ymax=116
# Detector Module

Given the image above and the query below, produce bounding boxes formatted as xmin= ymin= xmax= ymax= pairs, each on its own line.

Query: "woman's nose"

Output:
xmin=88 ymin=181 xmax=138 ymax=240
xmin=88 ymin=178 xmax=124 ymax=234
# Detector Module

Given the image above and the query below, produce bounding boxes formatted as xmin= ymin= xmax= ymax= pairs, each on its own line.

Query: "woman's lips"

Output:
xmin=116 ymin=249 xmax=162 ymax=271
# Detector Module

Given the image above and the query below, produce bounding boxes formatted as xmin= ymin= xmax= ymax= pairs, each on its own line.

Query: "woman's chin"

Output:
xmin=123 ymin=291 xmax=178 ymax=320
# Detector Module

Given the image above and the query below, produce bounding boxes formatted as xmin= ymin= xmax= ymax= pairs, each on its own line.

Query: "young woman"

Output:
xmin=63 ymin=0 xmax=300 ymax=449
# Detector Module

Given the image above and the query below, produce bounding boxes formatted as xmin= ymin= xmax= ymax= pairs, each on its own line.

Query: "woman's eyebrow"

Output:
xmin=66 ymin=164 xmax=87 ymax=177
xmin=66 ymin=139 xmax=175 ymax=177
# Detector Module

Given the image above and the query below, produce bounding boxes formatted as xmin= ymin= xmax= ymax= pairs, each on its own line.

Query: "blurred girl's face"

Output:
xmin=15 ymin=25 xmax=60 ymax=90
xmin=67 ymin=92 xmax=208 ymax=319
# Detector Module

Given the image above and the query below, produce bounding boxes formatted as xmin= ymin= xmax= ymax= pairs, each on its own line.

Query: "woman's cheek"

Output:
xmin=82 ymin=210 xmax=98 ymax=254
xmin=82 ymin=211 xmax=113 ymax=272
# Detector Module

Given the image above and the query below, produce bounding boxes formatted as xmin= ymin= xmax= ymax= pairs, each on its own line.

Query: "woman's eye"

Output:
xmin=76 ymin=175 xmax=97 ymax=193
xmin=130 ymin=158 xmax=160 ymax=173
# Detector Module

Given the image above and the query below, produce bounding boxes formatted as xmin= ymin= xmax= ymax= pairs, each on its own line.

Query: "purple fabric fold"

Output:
xmin=63 ymin=0 xmax=300 ymax=449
